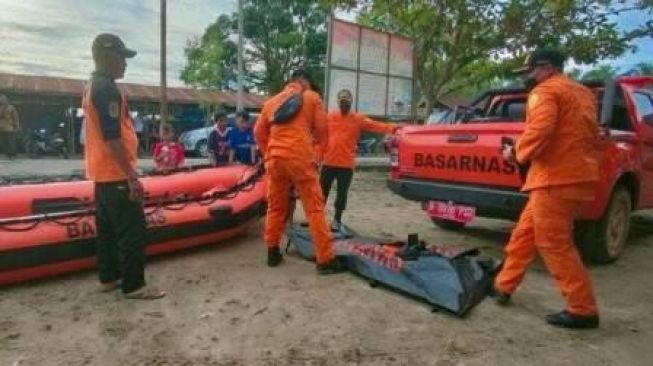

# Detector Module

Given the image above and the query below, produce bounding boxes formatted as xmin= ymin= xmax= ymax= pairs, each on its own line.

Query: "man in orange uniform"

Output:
xmin=321 ymin=89 xmax=399 ymax=231
xmin=84 ymin=34 xmax=165 ymax=299
xmin=254 ymin=69 xmax=346 ymax=274
xmin=494 ymin=48 xmax=600 ymax=329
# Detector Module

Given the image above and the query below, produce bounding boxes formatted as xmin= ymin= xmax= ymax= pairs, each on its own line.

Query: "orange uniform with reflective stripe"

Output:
xmin=254 ymin=82 xmax=334 ymax=264
xmin=496 ymin=74 xmax=600 ymax=316
xmin=83 ymin=85 xmax=138 ymax=182
xmin=322 ymin=111 xmax=397 ymax=169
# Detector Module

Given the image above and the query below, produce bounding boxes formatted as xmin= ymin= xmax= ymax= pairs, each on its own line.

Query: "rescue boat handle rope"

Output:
xmin=0 ymin=164 xmax=216 ymax=186
xmin=0 ymin=165 xmax=265 ymax=232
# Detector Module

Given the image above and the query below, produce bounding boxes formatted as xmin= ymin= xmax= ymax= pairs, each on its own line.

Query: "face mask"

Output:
xmin=339 ymin=102 xmax=351 ymax=114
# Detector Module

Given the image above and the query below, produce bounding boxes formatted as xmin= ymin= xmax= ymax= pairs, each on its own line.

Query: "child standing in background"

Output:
xmin=228 ymin=110 xmax=257 ymax=166
xmin=153 ymin=124 xmax=185 ymax=173
xmin=208 ymin=112 xmax=232 ymax=166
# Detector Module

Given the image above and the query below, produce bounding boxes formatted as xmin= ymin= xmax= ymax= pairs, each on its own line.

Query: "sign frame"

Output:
xmin=325 ymin=17 xmax=416 ymax=120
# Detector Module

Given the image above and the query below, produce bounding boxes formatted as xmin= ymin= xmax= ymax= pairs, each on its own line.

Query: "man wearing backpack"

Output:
xmin=254 ymin=69 xmax=346 ymax=275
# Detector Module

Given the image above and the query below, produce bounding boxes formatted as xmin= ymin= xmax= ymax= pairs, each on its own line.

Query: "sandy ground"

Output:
xmin=1 ymin=158 xmax=653 ymax=366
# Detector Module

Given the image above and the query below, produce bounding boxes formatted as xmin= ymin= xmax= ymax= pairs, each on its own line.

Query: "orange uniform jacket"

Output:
xmin=254 ymin=82 xmax=327 ymax=163
xmin=83 ymin=75 xmax=138 ymax=182
xmin=495 ymin=74 xmax=601 ymax=316
xmin=322 ymin=111 xmax=397 ymax=169
xmin=254 ymin=82 xmax=335 ymax=264
xmin=516 ymin=74 xmax=601 ymax=192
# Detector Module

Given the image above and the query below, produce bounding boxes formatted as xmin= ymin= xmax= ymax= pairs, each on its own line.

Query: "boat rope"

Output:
xmin=0 ymin=165 xmax=265 ymax=232
xmin=0 ymin=163 xmax=216 ymax=186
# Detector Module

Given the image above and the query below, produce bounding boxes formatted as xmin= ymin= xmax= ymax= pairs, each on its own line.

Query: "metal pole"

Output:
xmin=324 ymin=8 xmax=334 ymax=109
xmin=160 ymin=0 xmax=168 ymax=129
xmin=237 ymin=0 xmax=244 ymax=111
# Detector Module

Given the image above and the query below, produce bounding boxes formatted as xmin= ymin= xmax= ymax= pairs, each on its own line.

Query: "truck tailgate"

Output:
xmin=396 ymin=123 xmax=525 ymax=189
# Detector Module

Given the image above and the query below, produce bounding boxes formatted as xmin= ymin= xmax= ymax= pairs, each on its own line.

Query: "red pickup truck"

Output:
xmin=388 ymin=76 xmax=653 ymax=264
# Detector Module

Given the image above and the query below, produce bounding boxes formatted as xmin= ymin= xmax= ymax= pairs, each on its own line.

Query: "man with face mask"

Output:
xmin=320 ymin=89 xmax=400 ymax=231
xmin=494 ymin=48 xmax=601 ymax=329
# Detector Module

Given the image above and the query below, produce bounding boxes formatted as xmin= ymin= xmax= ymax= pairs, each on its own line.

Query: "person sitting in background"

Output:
xmin=229 ymin=110 xmax=257 ymax=165
xmin=207 ymin=112 xmax=231 ymax=166
xmin=153 ymin=124 xmax=185 ymax=172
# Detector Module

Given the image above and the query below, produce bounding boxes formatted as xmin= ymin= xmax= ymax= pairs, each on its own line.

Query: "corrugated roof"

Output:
xmin=0 ymin=72 xmax=266 ymax=108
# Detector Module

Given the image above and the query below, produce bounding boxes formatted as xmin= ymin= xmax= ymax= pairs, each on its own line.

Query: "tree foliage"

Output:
xmin=180 ymin=15 xmax=238 ymax=90
xmin=181 ymin=1 xmax=329 ymax=94
xmin=183 ymin=0 xmax=653 ymax=104
xmin=327 ymin=0 xmax=653 ymax=110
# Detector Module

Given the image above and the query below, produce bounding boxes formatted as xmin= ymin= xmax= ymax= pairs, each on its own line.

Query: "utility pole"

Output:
xmin=237 ymin=0 xmax=244 ymax=111
xmin=160 ymin=0 xmax=168 ymax=128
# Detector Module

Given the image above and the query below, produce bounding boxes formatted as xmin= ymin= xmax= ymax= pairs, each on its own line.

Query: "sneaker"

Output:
xmin=316 ymin=258 xmax=347 ymax=275
xmin=123 ymin=285 xmax=166 ymax=300
xmin=267 ymin=247 xmax=283 ymax=267
xmin=99 ymin=280 xmax=120 ymax=293
xmin=545 ymin=310 xmax=599 ymax=329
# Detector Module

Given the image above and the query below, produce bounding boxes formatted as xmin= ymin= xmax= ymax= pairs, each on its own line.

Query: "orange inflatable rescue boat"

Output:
xmin=0 ymin=165 xmax=267 ymax=286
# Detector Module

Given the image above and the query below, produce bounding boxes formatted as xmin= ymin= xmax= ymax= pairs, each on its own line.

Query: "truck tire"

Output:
xmin=576 ymin=186 xmax=632 ymax=264
xmin=431 ymin=218 xmax=467 ymax=231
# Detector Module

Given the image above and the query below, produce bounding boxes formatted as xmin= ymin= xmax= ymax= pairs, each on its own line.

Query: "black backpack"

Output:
xmin=272 ymin=92 xmax=304 ymax=124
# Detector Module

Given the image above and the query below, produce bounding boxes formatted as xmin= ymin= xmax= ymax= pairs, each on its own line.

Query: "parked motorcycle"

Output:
xmin=24 ymin=123 xmax=69 ymax=159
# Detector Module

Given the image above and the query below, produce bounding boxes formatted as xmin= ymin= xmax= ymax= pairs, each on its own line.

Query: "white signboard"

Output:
xmin=358 ymin=74 xmax=387 ymax=116
xmin=389 ymin=37 xmax=413 ymax=78
xmin=331 ymin=20 xmax=359 ymax=69
xmin=359 ymin=28 xmax=389 ymax=74
xmin=387 ymin=77 xmax=413 ymax=116
xmin=327 ymin=19 xmax=414 ymax=118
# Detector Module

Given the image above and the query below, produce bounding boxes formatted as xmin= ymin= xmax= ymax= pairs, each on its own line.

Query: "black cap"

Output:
xmin=92 ymin=33 xmax=137 ymax=58
xmin=513 ymin=48 xmax=565 ymax=74
xmin=290 ymin=68 xmax=315 ymax=87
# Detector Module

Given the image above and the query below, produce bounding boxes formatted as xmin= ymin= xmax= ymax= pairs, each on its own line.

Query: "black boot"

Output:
xmin=490 ymin=288 xmax=511 ymax=306
xmin=545 ymin=311 xmax=599 ymax=329
xmin=267 ymin=247 xmax=283 ymax=267
xmin=316 ymin=258 xmax=347 ymax=275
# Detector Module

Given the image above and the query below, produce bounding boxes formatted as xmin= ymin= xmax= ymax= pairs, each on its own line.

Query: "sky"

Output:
xmin=0 ymin=0 xmax=650 ymax=87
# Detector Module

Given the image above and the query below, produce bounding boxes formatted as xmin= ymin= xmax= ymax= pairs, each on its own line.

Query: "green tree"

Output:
xmin=242 ymin=0 xmax=330 ymax=94
xmin=355 ymin=0 xmax=507 ymax=112
xmin=181 ymin=1 xmax=330 ymax=94
xmin=328 ymin=0 xmax=653 ymax=111
xmin=180 ymin=15 xmax=238 ymax=90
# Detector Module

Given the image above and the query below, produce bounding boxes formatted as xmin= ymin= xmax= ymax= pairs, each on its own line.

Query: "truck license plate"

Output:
xmin=426 ymin=201 xmax=476 ymax=224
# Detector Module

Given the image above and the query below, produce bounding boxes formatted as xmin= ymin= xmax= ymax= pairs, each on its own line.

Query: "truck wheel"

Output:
xmin=196 ymin=140 xmax=208 ymax=158
xmin=430 ymin=218 xmax=467 ymax=231
xmin=576 ymin=186 xmax=631 ymax=264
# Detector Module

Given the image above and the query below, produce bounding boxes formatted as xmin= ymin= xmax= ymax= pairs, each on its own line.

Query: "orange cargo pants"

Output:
xmin=264 ymin=157 xmax=334 ymax=264
xmin=495 ymin=187 xmax=598 ymax=316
